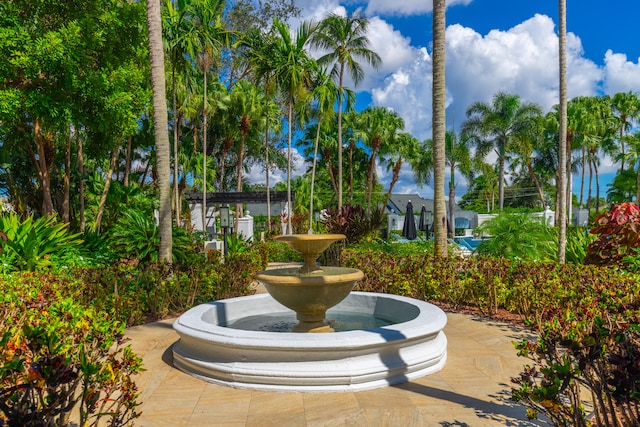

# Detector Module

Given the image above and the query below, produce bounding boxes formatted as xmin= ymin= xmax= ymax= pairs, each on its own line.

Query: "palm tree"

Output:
xmin=146 ymin=0 xmax=172 ymax=261
xmin=445 ymin=130 xmax=473 ymax=237
xmin=558 ymin=0 xmax=567 ymax=263
xmin=271 ymin=19 xmax=316 ymax=234
xmin=611 ymin=91 xmax=640 ymax=173
xmin=463 ymin=92 xmax=542 ymax=211
xmin=380 ymin=132 xmax=420 ymax=216
xmin=162 ymin=0 xmax=197 ymax=226
xmin=510 ymin=116 xmax=548 ymax=209
xmin=189 ymin=0 xmax=228 ymax=234
xmin=304 ymin=64 xmax=342 ymax=233
xmin=228 ymin=80 xmax=264 ymax=228
xmin=311 ymin=12 xmax=381 ymax=211
xmin=353 ymin=106 xmax=404 ymax=214
xmin=432 ymin=0 xmax=448 ymax=257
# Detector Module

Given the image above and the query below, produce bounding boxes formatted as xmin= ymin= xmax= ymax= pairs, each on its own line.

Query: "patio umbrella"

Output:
xmin=402 ymin=201 xmax=417 ymax=240
xmin=418 ymin=205 xmax=428 ymax=239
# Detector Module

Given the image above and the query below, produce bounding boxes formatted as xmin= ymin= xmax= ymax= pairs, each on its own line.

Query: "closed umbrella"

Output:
xmin=418 ymin=205 xmax=428 ymax=239
xmin=402 ymin=201 xmax=417 ymax=240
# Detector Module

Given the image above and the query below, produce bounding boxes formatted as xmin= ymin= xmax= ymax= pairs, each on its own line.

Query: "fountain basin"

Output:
xmin=256 ymin=266 xmax=364 ymax=332
xmin=173 ymin=292 xmax=447 ymax=392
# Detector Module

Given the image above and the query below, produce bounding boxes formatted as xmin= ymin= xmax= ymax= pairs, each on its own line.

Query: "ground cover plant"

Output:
xmin=0 ymin=273 xmax=143 ymax=426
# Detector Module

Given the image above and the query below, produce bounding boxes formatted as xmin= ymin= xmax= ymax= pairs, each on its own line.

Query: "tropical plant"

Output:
xmin=311 ymin=11 xmax=381 ymax=211
xmin=107 ymin=210 xmax=195 ymax=265
xmin=475 ymin=213 xmax=557 ymax=261
xmin=271 ymin=19 xmax=316 ymax=234
xmin=463 ymin=92 xmax=542 ymax=211
xmin=0 ymin=214 xmax=84 ymax=271
xmin=584 ymin=202 xmax=640 ymax=267
xmin=0 ymin=273 xmax=143 ymax=426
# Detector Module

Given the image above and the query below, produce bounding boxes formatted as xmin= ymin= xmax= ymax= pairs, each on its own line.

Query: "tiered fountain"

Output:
xmin=173 ymin=234 xmax=447 ymax=391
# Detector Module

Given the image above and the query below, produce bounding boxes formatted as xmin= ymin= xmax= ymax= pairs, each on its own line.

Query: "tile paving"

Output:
xmin=123 ymin=310 xmax=547 ymax=426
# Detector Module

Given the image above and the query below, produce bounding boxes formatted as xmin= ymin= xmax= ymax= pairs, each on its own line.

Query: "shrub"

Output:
xmin=475 ymin=213 xmax=557 ymax=261
xmin=321 ymin=204 xmax=384 ymax=245
xmin=0 ymin=214 xmax=84 ymax=271
xmin=0 ymin=273 xmax=143 ymax=426
xmin=585 ymin=202 xmax=640 ymax=267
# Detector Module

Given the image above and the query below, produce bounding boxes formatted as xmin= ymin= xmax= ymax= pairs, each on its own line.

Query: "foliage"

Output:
xmin=0 ymin=213 xmax=84 ymax=271
xmin=253 ymin=240 xmax=303 ymax=263
xmin=511 ymin=268 xmax=640 ymax=426
xmin=585 ymin=202 xmax=640 ymax=267
xmin=321 ymin=204 xmax=384 ymax=245
xmin=564 ymin=226 xmax=596 ymax=265
xmin=0 ymin=272 xmax=143 ymax=426
xmin=474 ymin=212 xmax=557 ymax=261
xmin=106 ymin=210 xmax=197 ymax=266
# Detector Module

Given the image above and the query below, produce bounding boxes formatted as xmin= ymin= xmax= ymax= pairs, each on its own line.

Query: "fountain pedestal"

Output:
xmin=256 ymin=234 xmax=363 ymax=332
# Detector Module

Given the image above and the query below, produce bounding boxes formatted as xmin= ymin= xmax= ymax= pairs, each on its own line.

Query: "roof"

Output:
xmin=386 ymin=194 xmax=434 ymax=215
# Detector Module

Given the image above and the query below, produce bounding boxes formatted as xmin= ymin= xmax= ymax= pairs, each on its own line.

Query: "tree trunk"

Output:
xmin=62 ymin=132 xmax=71 ymax=223
xmin=172 ymin=67 xmax=180 ymax=227
xmin=381 ymin=159 xmax=402 ymax=217
xmin=235 ymin=134 xmax=245 ymax=232
xmin=309 ymin=116 xmax=322 ymax=233
xmin=264 ymin=84 xmax=272 ymax=232
xmin=147 ymin=0 xmax=173 ymax=262
xmin=95 ymin=147 xmax=119 ymax=233
xmin=557 ymin=0 xmax=568 ymax=264
xmin=587 ymin=157 xmax=593 ymax=212
xmin=498 ymin=139 xmax=506 ymax=211
xmin=124 ymin=135 xmax=132 ymax=187
xmin=32 ymin=120 xmax=55 ymax=216
xmin=432 ymin=0 xmax=448 ymax=257
xmin=78 ymin=133 xmax=85 ymax=232
xmin=579 ymin=145 xmax=586 ymax=207
xmin=449 ymin=163 xmax=455 ymax=238
xmin=202 ymin=55 xmax=209 ymax=236
xmin=528 ymin=162 xmax=547 ymax=210
xmin=337 ymin=62 xmax=345 ymax=211
xmin=286 ymin=101 xmax=293 ymax=234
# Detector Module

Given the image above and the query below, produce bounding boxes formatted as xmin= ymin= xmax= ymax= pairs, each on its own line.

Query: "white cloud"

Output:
xmin=602 ymin=50 xmax=640 ymax=95
xmin=365 ymin=0 xmax=473 ymax=17
xmin=371 ymin=14 xmax=603 ymax=141
xmin=245 ymin=149 xmax=309 ymax=186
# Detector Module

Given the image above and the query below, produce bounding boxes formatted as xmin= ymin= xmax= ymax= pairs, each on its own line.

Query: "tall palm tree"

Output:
xmin=304 ymin=64 xmax=342 ymax=233
xmin=189 ymin=0 xmax=228 ymax=234
xmin=228 ymin=80 xmax=264 ymax=227
xmin=271 ymin=19 xmax=316 ymax=234
xmin=510 ymin=115 xmax=548 ymax=209
xmin=463 ymin=92 xmax=542 ymax=211
xmin=557 ymin=0 xmax=568 ymax=263
xmin=311 ymin=12 xmax=381 ymax=211
xmin=162 ymin=0 xmax=197 ymax=227
xmin=146 ymin=0 xmax=172 ymax=261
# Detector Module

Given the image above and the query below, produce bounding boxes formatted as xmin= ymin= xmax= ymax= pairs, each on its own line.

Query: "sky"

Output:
xmin=248 ymin=0 xmax=640 ymax=204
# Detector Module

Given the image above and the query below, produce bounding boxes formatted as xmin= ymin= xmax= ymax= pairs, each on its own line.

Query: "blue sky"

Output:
xmin=249 ymin=0 xmax=640 ymax=204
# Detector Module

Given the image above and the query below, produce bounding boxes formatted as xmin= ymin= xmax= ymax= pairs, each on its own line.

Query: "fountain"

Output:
xmin=173 ymin=234 xmax=447 ymax=391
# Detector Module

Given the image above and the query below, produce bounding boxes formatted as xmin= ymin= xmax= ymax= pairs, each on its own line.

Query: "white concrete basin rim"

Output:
xmin=173 ymin=292 xmax=447 ymax=349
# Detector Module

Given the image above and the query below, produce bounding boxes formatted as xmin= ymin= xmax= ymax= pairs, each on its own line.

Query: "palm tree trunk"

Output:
xmin=287 ymin=101 xmax=293 ymax=234
xmin=33 ymin=120 xmax=55 ymax=216
xmin=264 ymin=84 xmax=271 ymax=233
xmin=432 ymin=0 xmax=448 ymax=257
xmin=587 ymin=157 xmax=593 ymax=211
xmin=147 ymin=0 xmax=172 ymax=261
xmin=337 ymin=63 xmax=345 ymax=211
xmin=172 ymin=67 xmax=180 ymax=226
xmin=309 ymin=118 xmax=322 ymax=233
xmin=557 ymin=0 xmax=568 ymax=264
xmin=449 ymin=164 xmax=455 ymax=238
xmin=236 ymin=135 xmax=245 ymax=231
xmin=528 ymin=162 xmax=547 ymax=210
xmin=381 ymin=159 xmax=402 ymax=217
xmin=498 ymin=140 xmax=506 ymax=211
xmin=202 ymin=56 xmax=209 ymax=235
xmin=579 ymin=145 xmax=586 ymax=207
xmin=595 ymin=162 xmax=601 ymax=213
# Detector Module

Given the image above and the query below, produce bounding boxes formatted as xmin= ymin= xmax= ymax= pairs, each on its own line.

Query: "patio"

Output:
xmin=124 ymin=312 xmax=545 ymax=426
